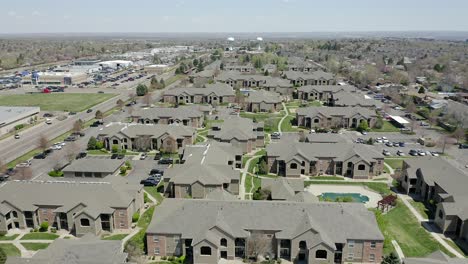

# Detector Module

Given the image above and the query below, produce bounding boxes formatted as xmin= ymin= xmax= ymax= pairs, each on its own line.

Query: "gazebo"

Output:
xmin=377 ymin=195 xmax=397 ymax=212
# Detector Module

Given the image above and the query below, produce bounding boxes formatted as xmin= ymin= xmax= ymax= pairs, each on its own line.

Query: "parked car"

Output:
xmin=43 ymin=113 xmax=53 ymax=118
xmin=86 ymin=109 xmax=93 ymax=113
xmin=409 ymin=149 xmax=418 ymax=156
xmin=64 ymin=136 xmax=77 ymax=142
xmin=111 ymin=154 xmax=118 ymax=159
xmin=459 ymin=144 xmax=468 ymax=149
xmin=69 ymin=112 xmax=77 ymax=115
xmin=140 ymin=153 xmax=147 ymax=160
xmin=34 ymin=153 xmax=47 ymax=159
xmin=16 ymin=161 xmax=32 ymax=167
xmin=399 ymin=142 xmax=406 ymax=147
xmin=117 ymin=154 xmax=125 ymax=159
xmin=14 ymin=134 xmax=20 ymax=139
xmin=140 ymin=177 xmax=161 ymax=186
xmin=431 ymin=151 xmax=440 ymax=157
xmin=150 ymin=168 xmax=164 ymax=175
xmin=76 ymin=152 xmax=87 ymax=159
xmin=400 ymin=127 xmax=411 ymax=132
xmin=385 ymin=142 xmax=393 ymax=147
xmin=382 ymin=150 xmax=391 ymax=156
xmin=271 ymin=132 xmax=281 ymax=139
xmin=158 ymin=158 xmax=173 ymax=164
xmin=392 ymin=142 xmax=400 ymax=147
xmin=71 ymin=131 xmax=85 ymax=137
xmin=0 ymin=174 xmax=9 ymax=182
xmin=6 ymin=168 xmax=16 ymax=176
xmin=153 ymin=153 xmax=162 ymax=160
xmin=417 ymin=150 xmax=426 ymax=156
xmin=45 ymin=118 xmax=52 ymax=125
xmin=397 ymin=150 xmax=405 ymax=156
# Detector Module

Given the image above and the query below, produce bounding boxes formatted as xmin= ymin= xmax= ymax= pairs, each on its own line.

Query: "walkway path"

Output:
xmin=397 ymin=193 xmax=464 ymax=258
xmin=391 ymin=240 xmax=405 ymax=260
xmin=239 ymin=155 xmax=261 ymax=200
xmin=120 ymin=227 xmax=142 ymax=251
xmin=277 ymin=102 xmax=289 ymax=133
xmin=384 ymin=162 xmax=395 ymax=175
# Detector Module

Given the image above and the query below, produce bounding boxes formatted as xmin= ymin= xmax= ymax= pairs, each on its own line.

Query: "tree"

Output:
xmin=87 ymin=136 xmax=97 ymax=150
xmin=64 ymin=142 xmax=80 ymax=162
xmin=357 ymin=120 xmax=369 ymax=132
xmin=196 ymin=63 xmax=204 ymax=72
xmin=111 ymin=145 xmax=119 ymax=153
xmin=95 ymin=110 xmax=103 ymax=121
xmin=246 ymin=233 xmax=273 ymax=260
xmin=263 ymin=70 xmax=269 ymax=76
xmin=452 ymin=127 xmax=466 ymax=144
xmin=116 ymin=99 xmax=124 ymax=110
xmin=437 ymin=135 xmax=456 ymax=154
xmin=72 ymin=119 xmax=83 ymax=132
xmin=418 ymin=86 xmax=425 ymax=94
xmin=150 ymin=77 xmax=158 ymax=89
xmin=136 ymin=84 xmax=148 ymax=96
xmin=37 ymin=134 xmax=50 ymax=151
xmin=39 ymin=221 xmax=49 ymax=232
xmin=406 ymin=100 xmax=417 ymax=113
xmin=381 ymin=253 xmax=399 ymax=264
xmin=142 ymin=93 xmax=153 ymax=106
xmin=374 ymin=116 xmax=384 ymax=129
xmin=0 ymin=247 xmax=6 ymax=264
xmin=159 ymin=78 xmax=165 ymax=88
xmin=133 ymin=136 xmax=152 ymax=152
xmin=258 ymin=159 xmax=268 ymax=175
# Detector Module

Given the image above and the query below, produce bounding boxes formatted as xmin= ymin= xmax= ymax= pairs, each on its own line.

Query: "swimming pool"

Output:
xmin=319 ymin=192 xmax=370 ymax=203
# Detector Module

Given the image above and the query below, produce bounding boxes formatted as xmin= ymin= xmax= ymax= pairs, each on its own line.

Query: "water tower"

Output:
xmin=227 ymin=37 xmax=235 ymax=51
xmin=256 ymin=37 xmax=263 ymax=51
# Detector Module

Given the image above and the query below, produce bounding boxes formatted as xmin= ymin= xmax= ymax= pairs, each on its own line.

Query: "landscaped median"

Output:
xmin=20 ymin=232 xmax=59 ymax=240
xmin=20 ymin=243 xmax=50 ymax=251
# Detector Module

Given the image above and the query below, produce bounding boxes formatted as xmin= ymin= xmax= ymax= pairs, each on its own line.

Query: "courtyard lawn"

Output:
xmin=144 ymin=186 xmax=164 ymax=203
xmin=0 ymin=244 xmax=20 ymax=256
xmin=374 ymin=201 xmax=453 ymax=257
xmin=370 ymin=121 xmax=401 ymax=132
xmin=310 ymin=176 xmax=345 ymax=181
xmin=305 ymin=181 xmax=392 ymax=196
xmin=384 ymin=159 xmax=404 ymax=170
xmin=280 ymin=115 xmax=299 ymax=132
xmin=245 ymin=175 xmax=261 ymax=193
xmin=125 ymin=205 xmax=155 ymax=253
xmin=20 ymin=243 xmax=50 ymax=251
xmin=20 ymin=233 xmax=59 ymax=240
xmin=0 ymin=93 xmax=116 ymax=112
xmin=409 ymin=200 xmax=433 ymax=219
xmin=0 ymin=234 xmax=19 ymax=241
xmin=102 ymin=234 xmax=128 ymax=240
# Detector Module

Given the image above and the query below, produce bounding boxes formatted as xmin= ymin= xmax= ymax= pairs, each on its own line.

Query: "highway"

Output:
xmin=0 ymin=70 xmax=176 ymax=164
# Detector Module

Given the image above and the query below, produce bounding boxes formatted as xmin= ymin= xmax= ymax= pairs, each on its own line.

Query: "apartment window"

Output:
xmin=348 ymin=240 xmax=354 ymax=248
xmin=154 ymin=247 xmax=160 ymax=255
xmin=290 ymin=163 xmax=297 ymax=169
xmin=200 ymin=246 xmax=212 ymax=256
xmin=347 ymin=253 xmax=354 ymax=261
xmin=370 ymin=242 xmax=376 ymax=249
xmin=369 ymin=254 xmax=376 ymax=262
xmin=120 ymin=222 xmax=125 ymax=228
xmin=174 ymin=237 xmax=180 ymax=245
xmin=153 ymin=235 xmax=159 ymax=242
xmin=80 ymin=218 xmax=90 ymax=227
xmin=358 ymin=164 xmax=366 ymax=171
xmin=84 ymin=172 xmax=92 ymax=177
xmin=12 ymin=211 xmax=18 ymax=218
xmin=75 ymin=172 xmax=83 ymax=177
xmin=314 ymin=119 xmax=320 ymax=123
xmin=316 ymin=250 xmax=328 ymax=259
xmin=94 ymin=172 xmax=102 ymax=178
xmin=439 ymin=210 xmax=444 ymax=219
xmin=220 ymin=238 xmax=227 ymax=247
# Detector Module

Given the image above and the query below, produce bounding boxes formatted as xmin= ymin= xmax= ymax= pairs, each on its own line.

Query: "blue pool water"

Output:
xmin=319 ymin=192 xmax=370 ymax=203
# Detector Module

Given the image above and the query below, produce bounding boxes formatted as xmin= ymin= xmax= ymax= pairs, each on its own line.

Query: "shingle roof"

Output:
xmin=132 ymin=105 xmax=205 ymax=120
xmin=62 ymin=159 xmax=124 ymax=174
xmin=163 ymin=83 xmax=235 ymax=97
xmin=6 ymin=234 xmax=127 ymax=264
xmin=208 ymin=118 xmax=258 ymax=141
xmin=98 ymin=123 xmax=195 ymax=139
xmin=267 ymin=142 xmax=384 ymax=163
xmin=147 ymin=199 xmax=384 ymax=243
xmin=283 ymin=70 xmax=334 ymax=80
xmin=165 ymin=164 xmax=239 ymax=185
xmin=298 ymin=85 xmax=355 ymax=93
xmin=0 ymin=180 xmax=140 ymax=218
xmin=246 ymin=90 xmax=283 ymax=104
xmin=261 ymin=178 xmax=305 ymax=200
xmin=205 ymin=189 xmax=239 ymax=201
xmin=296 ymin=106 xmax=377 ymax=118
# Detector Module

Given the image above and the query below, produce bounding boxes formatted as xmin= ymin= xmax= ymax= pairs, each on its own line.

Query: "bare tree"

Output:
xmin=246 ymin=233 xmax=273 ymax=260
xmin=129 ymin=92 xmax=137 ymax=103
xmin=72 ymin=119 xmax=83 ymax=132
xmin=0 ymin=159 xmax=7 ymax=174
xmin=37 ymin=134 xmax=50 ymax=152
xmin=116 ymin=99 xmax=124 ymax=110
xmin=428 ymin=111 xmax=438 ymax=128
xmin=436 ymin=135 xmax=456 ymax=154
xmin=133 ymin=136 xmax=152 ymax=151
xmin=16 ymin=167 xmax=32 ymax=180
xmin=405 ymin=101 xmax=417 ymax=113
xmin=142 ymin=93 xmax=153 ymax=106
xmin=298 ymin=130 xmax=306 ymax=142
xmin=50 ymin=153 xmax=66 ymax=172
xmin=452 ymin=127 xmax=466 ymax=144
xmin=64 ymin=142 xmax=80 ymax=163
xmin=95 ymin=110 xmax=104 ymax=121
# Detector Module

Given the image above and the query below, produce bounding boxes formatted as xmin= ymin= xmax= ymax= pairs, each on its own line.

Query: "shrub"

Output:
xmin=357 ymin=120 xmax=369 ymax=132
xmin=125 ymin=160 xmax=132 ymax=170
xmin=95 ymin=141 xmax=104 ymax=150
xmin=132 ymin=212 xmax=140 ymax=223
xmin=87 ymin=136 xmax=97 ymax=150
xmin=48 ymin=170 xmax=64 ymax=177
xmin=168 ymin=256 xmax=175 ymax=261
xmin=51 ymin=227 xmax=57 ymax=233
xmin=161 ymin=256 xmax=167 ymax=260
xmin=111 ymin=145 xmax=119 ymax=153
xmin=14 ymin=124 xmax=25 ymax=130
xmin=120 ymin=166 xmax=127 ymax=175
xmin=143 ymin=193 xmax=150 ymax=203
xmin=136 ymin=84 xmax=148 ymax=96
xmin=39 ymin=222 xmax=49 ymax=232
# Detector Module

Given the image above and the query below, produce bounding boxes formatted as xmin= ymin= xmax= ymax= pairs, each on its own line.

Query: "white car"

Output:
xmin=375 ymin=139 xmax=383 ymax=143
xmin=431 ymin=152 xmax=439 ymax=157
xmin=45 ymin=118 xmax=52 ymax=124
xmin=383 ymin=139 xmax=389 ymax=143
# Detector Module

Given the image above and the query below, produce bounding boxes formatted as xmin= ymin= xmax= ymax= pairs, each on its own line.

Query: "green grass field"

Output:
xmin=0 ymin=244 xmax=20 ymax=256
xmin=20 ymin=243 xmax=50 ymax=251
xmin=20 ymin=233 xmax=59 ymax=240
xmin=0 ymin=234 xmax=19 ymax=241
xmin=144 ymin=186 xmax=164 ymax=203
xmin=102 ymin=234 xmax=128 ymax=240
xmin=0 ymin=93 xmax=116 ymax=112
xmin=374 ymin=201 xmax=454 ymax=257
xmin=384 ymin=159 xmax=405 ymax=170
xmin=370 ymin=121 xmax=401 ymax=132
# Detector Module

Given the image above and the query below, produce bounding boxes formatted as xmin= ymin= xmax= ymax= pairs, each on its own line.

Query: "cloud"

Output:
xmin=32 ymin=10 xmax=40 ymax=16
xmin=7 ymin=11 xmax=16 ymax=17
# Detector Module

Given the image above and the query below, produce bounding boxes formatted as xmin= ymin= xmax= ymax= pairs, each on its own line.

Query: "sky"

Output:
xmin=1 ymin=0 xmax=468 ymax=33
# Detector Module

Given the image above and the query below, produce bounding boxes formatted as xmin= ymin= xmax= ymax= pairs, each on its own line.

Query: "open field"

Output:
xmin=0 ymin=93 xmax=116 ymax=112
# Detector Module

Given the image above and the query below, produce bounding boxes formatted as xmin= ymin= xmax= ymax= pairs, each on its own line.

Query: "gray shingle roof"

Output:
xmin=98 ymin=123 xmax=195 ymax=139
xmin=0 ymin=180 xmax=140 ymax=218
xmin=147 ymin=199 xmax=384 ymax=243
xmin=267 ymin=142 xmax=384 ymax=163
xmin=283 ymin=70 xmax=334 ymax=80
xmin=6 ymin=234 xmax=127 ymax=264
xmin=296 ymin=106 xmax=377 ymax=118
xmin=165 ymin=164 xmax=239 ymax=185
xmin=163 ymin=83 xmax=235 ymax=97
xmin=298 ymin=85 xmax=355 ymax=93
xmin=62 ymin=159 xmax=124 ymax=174
xmin=246 ymin=90 xmax=282 ymax=104
xmin=205 ymin=189 xmax=239 ymax=201
xmin=261 ymin=178 xmax=305 ymax=200
xmin=208 ymin=118 xmax=258 ymax=141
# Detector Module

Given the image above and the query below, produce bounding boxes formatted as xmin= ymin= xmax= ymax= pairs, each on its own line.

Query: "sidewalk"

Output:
xmin=397 ymin=193 xmax=464 ymax=258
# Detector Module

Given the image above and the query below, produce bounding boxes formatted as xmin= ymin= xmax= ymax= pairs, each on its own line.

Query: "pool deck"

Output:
xmin=305 ymin=184 xmax=382 ymax=208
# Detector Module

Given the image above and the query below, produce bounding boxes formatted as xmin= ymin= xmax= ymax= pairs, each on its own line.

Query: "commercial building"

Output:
xmin=98 ymin=60 xmax=133 ymax=69
xmin=0 ymin=106 xmax=40 ymax=135
xmin=27 ymin=72 xmax=88 ymax=85
xmin=144 ymin=64 xmax=170 ymax=74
